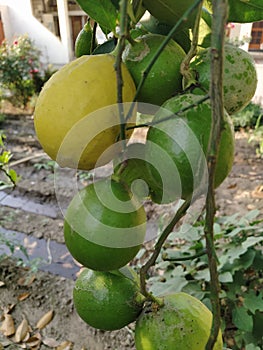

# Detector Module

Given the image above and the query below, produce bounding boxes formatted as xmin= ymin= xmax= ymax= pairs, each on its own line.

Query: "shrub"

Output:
xmin=0 ymin=35 xmax=54 ymax=108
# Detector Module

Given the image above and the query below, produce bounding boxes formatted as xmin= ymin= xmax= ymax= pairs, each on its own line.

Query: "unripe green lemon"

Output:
xmin=75 ymin=21 xmax=97 ymax=57
xmin=135 ymin=292 xmax=223 ymax=350
xmin=140 ymin=15 xmax=191 ymax=53
xmin=73 ymin=267 xmax=145 ymax=331
xmin=146 ymin=93 xmax=235 ymax=203
xmin=142 ymin=0 xmax=198 ymax=29
xmin=190 ymin=44 xmax=258 ymax=114
xmin=114 ymin=142 xmax=161 ymax=201
xmin=64 ymin=178 xmax=146 ymax=271
xmin=123 ymin=34 xmax=186 ymax=106
xmin=34 ymin=54 xmax=136 ymax=170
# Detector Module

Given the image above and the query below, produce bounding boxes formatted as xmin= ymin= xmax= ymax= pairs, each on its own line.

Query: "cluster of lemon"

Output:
xmin=33 ymin=0 xmax=258 ymax=348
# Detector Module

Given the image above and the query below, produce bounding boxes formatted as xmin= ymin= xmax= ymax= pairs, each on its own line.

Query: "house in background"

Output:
xmin=0 ymin=0 xmax=90 ymax=67
xmin=0 ymin=0 xmax=262 ymax=103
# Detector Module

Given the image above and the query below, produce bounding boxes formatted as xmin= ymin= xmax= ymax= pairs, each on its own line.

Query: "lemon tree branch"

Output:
xmin=140 ymin=199 xmax=191 ymax=298
xmin=126 ymin=94 xmax=210 ymax=130
xmin=204 ymin=0 xmax=229 ymax=349
xmin=114 ymin=0 xmax=129 ymax=146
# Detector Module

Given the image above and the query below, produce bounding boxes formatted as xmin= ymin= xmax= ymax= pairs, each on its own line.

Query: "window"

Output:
xmin=249 ymin=21 xmax=263 ymax=51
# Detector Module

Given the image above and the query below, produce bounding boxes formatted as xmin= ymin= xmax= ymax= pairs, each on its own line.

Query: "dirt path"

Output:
xmin=0 ymin=107 xmax=262 ymax=349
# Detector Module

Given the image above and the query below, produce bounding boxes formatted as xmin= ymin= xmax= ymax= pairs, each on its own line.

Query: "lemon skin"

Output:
xmin=135 ymin=292 xmax=223 ymax=350
xmin=34 ymin=54 xmax=136 ymax=170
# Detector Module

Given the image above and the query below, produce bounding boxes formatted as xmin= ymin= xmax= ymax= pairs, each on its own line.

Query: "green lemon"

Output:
xmin=123 ymin=34 xmax=186 ymax=106
xmin=34 ymin=54 xmax=136 ymax=170
xmin=64 ymin=178 xmax=146 ymax=271
xmin=135 ymin=292 xmax=223 ymax=350
xmin=140 ymin=15 xmax=191 ymax=53
xmin=73 ymin=267 xmax=145 ymax=330
xmin=114 ymin=142 xmax=162 ymax=201
xmin=75 ymin=21 xmax=97 ymax=57
xmin=146 ymin=93 xmax=235 ymax=203
xmin=190 ymin=44 xmax=258 ymax=114
xmin=142 ymin=0 xmax=198 ymax=29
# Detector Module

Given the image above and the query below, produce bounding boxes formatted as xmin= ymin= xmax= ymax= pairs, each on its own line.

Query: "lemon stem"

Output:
xmin=114 ymin=0 xmax=129 ymax=150
xmin=204 ymin=0 xmax=229 ymax=349
xmin=139 ymin=199 xmax=191 ymax=297
xmin=91 ymin=21 xmax=97 ymax=53
xmin=180 ymin=0 xmax=204 ymax=89
xmin=124 ymin=0 xmax=203 ymax=125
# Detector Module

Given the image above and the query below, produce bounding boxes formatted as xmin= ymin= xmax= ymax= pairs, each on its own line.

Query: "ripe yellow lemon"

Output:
xmin=73 ymin=267 xmax=145 ymax=331
xmin=123 ymin=34 xmax=186 ymax=106
xmin=34 ymin=54 xmax=136 ymax=170
xmin=135 ymin=292 xmax=223 ymax=350
xmin=64 ymin=178 xmax=146 ymax=271
xmin=190 ymin=44 xmax=258 ymax=114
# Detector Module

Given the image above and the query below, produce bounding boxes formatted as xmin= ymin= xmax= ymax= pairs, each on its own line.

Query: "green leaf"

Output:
xmin=228 ymin=0 xmax=263 ymax=23
xmin=204 ymin=0 xmax=263 ymax=23
xmin=149 ymin=276 xmax=188 ymax=296
xmin=219 ymin=271 xmax=233 ymax=283
xmin=245 ymin=344 xmax=261 ymax=350
xmin=232 ymin=306 xmax=253 ymax=332
xmin=244 ymin=292 xmax=263 ymax=315
xmin=242 ymin=236 xmax=263 ymax=250
xmin=76 ymin=0 xmax=118 ymax=32
xmin=7 ymin=169 xmax=18 ymax=183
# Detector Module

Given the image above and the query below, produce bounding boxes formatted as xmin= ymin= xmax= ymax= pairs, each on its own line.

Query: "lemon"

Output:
xmin=75 ymin=21 xmax=97 ymax=57
xmin=146 ymin=93 xmax=235 ymax=203
xmin=64 ymin=178 xmax=146 ymax=271
xmin=190 ymin=44 xmax=258 ymax=114
xmin=34 ymin=54 xmax=136 ymax=170
xmin=140 ymin=15 xmax=191 ymax=53
xmin=73 ymin=267 xmax=145 ymax=330
xmin=135 ymin=292 xmax=223 ymax=350
xmin=123 ymin=34 xmax=186 ymax=106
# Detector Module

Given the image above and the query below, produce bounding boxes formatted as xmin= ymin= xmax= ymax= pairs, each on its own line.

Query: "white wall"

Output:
xmin=0 ymin=0 xmax=69 ymax=67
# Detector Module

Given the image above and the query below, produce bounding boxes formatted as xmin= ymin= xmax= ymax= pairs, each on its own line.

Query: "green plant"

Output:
xmin=31 ymin=0 xmax=262 ymax=347
xmin=0 ymin=231 xmax=41 ymax=273
xmin=147 ymin=210 xmax=263 ymax=349
xmin=33 ymin=159 xmax=56 ymax=172
xmin=0 ymin=131 xmax=18 ymax=189
xmin=231 ymin=102 xmax=263 ymax=130
xmin=0 ymin=35 xmax=51 ymax=108
xmin=248 ymin=114 xmax=263 ymax=158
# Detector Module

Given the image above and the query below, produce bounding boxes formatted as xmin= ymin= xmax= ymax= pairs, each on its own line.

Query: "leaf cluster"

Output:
xmin=147 ymin=210 xmax=263 ymax=349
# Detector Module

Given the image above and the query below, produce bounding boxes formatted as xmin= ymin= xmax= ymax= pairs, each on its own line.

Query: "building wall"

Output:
xmin=0 ymin=0 xmax=69 ymax=67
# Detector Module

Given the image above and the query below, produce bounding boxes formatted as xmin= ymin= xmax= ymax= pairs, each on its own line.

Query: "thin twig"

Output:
xmin=140 ymin=199 xmax=191 ymax=297
xmin=114 ymin=0 xmax=129 ymax=150
xmin=205 ymin=0 xmax=229 ymax=349
xmin=126 ymin=94 xmax=210 ymax=131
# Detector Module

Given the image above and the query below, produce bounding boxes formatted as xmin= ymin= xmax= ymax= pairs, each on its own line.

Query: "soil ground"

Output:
xmin=0 ymin=103 xmax=262 ymax=349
